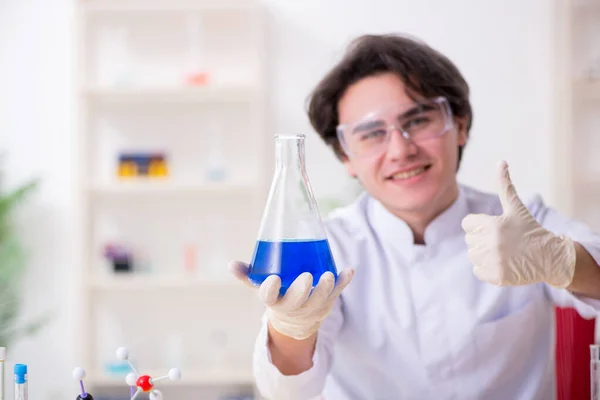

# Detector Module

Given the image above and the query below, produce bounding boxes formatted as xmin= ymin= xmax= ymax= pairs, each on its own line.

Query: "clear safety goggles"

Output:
xmin=336 ymin=96 xmax=454 ymax=158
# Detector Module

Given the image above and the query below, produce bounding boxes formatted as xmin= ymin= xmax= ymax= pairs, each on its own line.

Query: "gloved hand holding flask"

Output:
xmin=231 ymin=134 xmax=354 ymax=340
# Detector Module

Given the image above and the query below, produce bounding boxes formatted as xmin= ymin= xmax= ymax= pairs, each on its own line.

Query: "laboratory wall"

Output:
xmin=0 ymin=0 xmax=574 ymax=399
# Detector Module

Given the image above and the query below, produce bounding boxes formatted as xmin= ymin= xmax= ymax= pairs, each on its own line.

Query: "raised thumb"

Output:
xmin=497 ymin=160 xmax=525 ymax=214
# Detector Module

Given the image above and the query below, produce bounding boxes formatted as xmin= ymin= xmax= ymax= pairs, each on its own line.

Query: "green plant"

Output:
xmin=0 ymin=178 xmax=47 ymax=347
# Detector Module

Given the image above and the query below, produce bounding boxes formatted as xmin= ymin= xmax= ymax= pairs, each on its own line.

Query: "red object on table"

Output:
xmin=136 ymin=375 xmax=154 ymax=392
xmin=555 ymin=307 xmax=596 ymax=400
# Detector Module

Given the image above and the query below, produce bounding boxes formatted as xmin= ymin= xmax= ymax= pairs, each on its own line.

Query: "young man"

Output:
xmin=230 ymin=34 xmax=600 ymax=399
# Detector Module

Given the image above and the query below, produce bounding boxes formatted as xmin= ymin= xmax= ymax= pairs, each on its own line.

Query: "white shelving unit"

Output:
xmin=74 ymin=1 xmax=269 ymax=398
xmin=553 ymin=0 xmax=600 ymax=341
xmin=553 ymin=0 xmax=600 ymax=224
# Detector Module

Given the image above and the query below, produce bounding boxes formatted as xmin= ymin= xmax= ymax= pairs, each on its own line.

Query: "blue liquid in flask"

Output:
xmin=248 ymin=239 xmax=337 ymax=295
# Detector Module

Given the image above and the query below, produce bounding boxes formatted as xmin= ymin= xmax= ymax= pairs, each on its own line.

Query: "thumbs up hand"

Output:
xmin=461 ymin=161 xmax=577 ymax=288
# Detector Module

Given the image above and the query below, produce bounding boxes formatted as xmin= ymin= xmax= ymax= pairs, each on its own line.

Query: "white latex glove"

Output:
xmin=229 ymin=261 xmax=354 ymax=340
xmin=461 ymin=160 xmax=576 ymax=288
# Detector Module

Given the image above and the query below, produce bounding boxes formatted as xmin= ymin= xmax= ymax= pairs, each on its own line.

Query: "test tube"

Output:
xmin=591 ymin=345 xmax=600 ymax=400
xmin=13 ymin=365 xmax=27 ymax=400
xmin=0 ymin=348 xmax=5 ymax=400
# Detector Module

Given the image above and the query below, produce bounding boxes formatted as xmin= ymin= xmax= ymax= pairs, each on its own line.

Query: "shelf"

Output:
xmin=574 ymin=78 xmax=600 ymax=99
xmin=89 ymin=181 xmax=261 ymax=196
xmin=88 ymin=274 xmax=249 ymax=292
xmin=82 ymin=0 xmax=261 ymax=13
xmin=87 ymin=368 xmax=254 ymax=387
xmin=83 ymin=85 xmax=259 ymax=104
xmin=75 ymin=0 xmax=267 ymax=386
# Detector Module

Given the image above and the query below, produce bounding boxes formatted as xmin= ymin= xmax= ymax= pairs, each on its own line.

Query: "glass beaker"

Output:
xmin=248 ymin=134 xmax=338 ymax=295
xmin=592 ymin=345 xmax=600 ymax=400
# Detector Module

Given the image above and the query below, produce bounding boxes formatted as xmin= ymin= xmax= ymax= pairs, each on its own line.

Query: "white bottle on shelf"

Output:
xmin=184 ymin=13 xmax=209 ymax=86
xmin=99 ymin=25 xmax=134 ymax=87
xmin=204 ymin=119 xmax=228 ymax=182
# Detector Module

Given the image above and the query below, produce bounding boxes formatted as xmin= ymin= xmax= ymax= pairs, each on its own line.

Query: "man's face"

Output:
xmin=337 ymin=72 xmax=468 ymax=217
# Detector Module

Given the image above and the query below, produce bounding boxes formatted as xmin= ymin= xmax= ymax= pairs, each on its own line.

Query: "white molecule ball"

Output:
xmin=116 ymin=347 xmax=129 ymax=360
xmin=72 ymin=367 xmax=86 ymax=380
xmin=125 ymin=372 xmax=138 ymax=386
xmin=149 ymin=390 xmax=163 ymax=400
xmin=168 ymin=368 xmax=182 ymax=381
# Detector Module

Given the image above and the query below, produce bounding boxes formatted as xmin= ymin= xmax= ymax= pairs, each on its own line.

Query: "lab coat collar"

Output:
xmin=369 ymin=185 xmax=469 ymax=257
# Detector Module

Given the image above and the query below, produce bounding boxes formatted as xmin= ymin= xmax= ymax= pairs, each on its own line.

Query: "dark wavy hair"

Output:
xmin=306 ymin=33 xmax=473 ymax=170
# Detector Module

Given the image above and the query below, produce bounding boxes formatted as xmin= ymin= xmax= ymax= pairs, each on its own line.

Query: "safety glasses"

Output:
xmin=336 ymin=96 xmax=454 ymax=158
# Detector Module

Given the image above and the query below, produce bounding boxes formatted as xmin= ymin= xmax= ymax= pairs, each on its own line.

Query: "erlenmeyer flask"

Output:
xmin=248 ymin=134 xmax=338 ymax=295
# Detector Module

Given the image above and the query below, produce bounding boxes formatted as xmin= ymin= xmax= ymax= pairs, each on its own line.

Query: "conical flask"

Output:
xmin=248 ymin=134 xmax=338 ymax=295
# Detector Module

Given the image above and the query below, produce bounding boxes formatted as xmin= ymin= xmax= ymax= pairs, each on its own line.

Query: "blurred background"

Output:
xmin=0 ymin=0 xmax=598 ymax=399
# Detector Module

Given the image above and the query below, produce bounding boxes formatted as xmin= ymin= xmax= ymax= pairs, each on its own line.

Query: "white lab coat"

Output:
xmin=252 ymin=184 xmax=600 ymax=400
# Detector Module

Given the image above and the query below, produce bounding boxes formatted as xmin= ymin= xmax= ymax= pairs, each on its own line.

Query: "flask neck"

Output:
xmin=276 ymin=135 xmax=305 ymax=172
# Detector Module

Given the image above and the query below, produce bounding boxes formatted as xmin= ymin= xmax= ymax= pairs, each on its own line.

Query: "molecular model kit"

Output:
xmin=73 ymin=347 xmax=182 ymax=400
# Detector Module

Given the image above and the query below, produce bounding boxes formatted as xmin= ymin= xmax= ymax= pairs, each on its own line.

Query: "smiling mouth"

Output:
xmin=388 ymin=165 xmax=432 ymax=180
